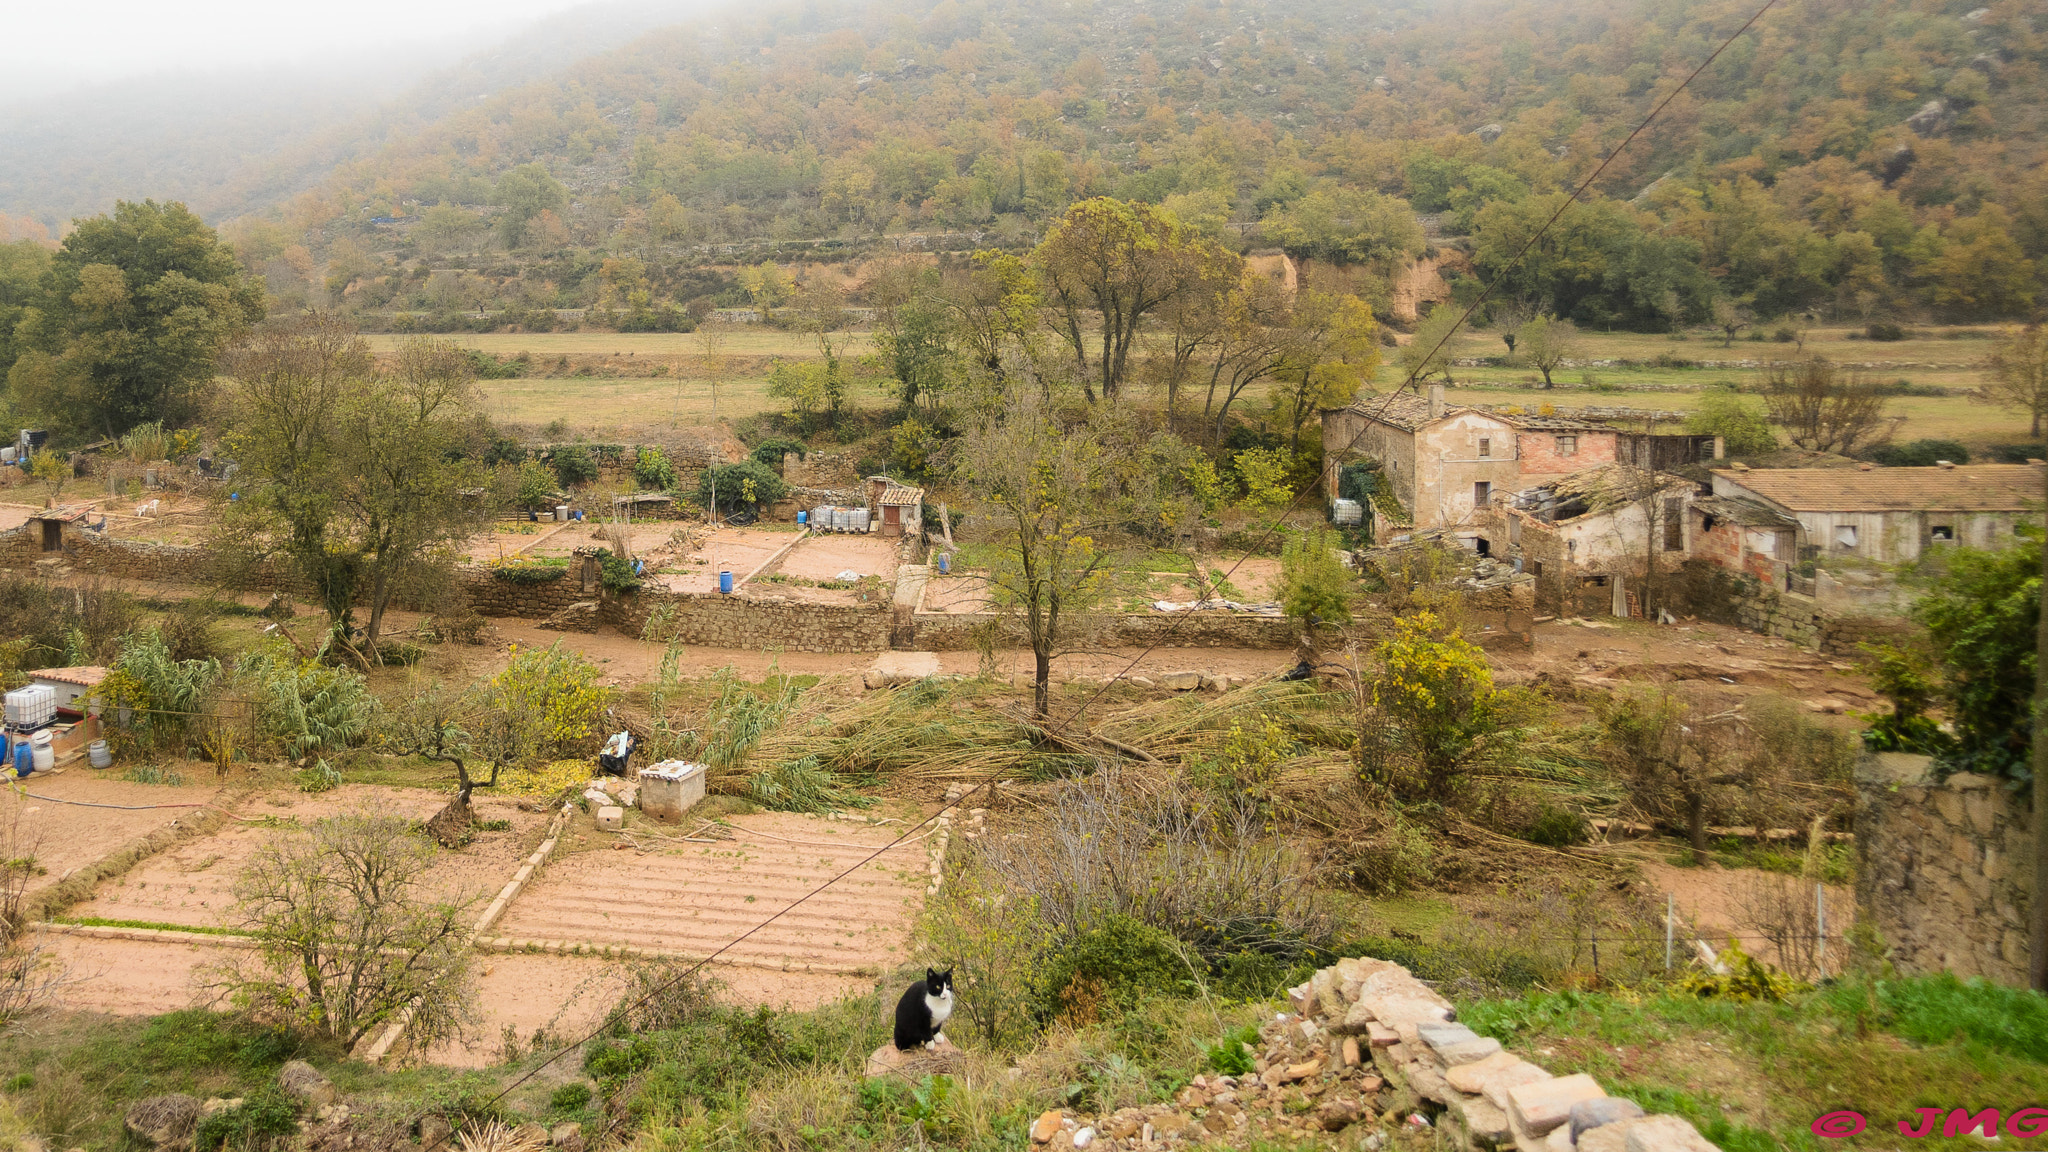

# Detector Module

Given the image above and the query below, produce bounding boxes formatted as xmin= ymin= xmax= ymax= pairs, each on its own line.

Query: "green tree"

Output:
xmin=1364 ymin=611 xmax=1518 ymax=803
xmin=1684 ymin=390 xmax=1778 ymax=455
xmin=1912 ymin=535 xmax=2040 ymax=782
xmin=875 ymin=289 xmax=954 ymax=414
xmin=220 ymin=320 xmax=487 ymax=656
xmin=493 ymin=165 xmax=568 ymax=249
xmin=0 ymin=239 xmax=52 ymax=381
xmin=1399 ymin=307 xmax=1466 ymax=385
xmin=1036 ymin=198 xmax=1214 ymax=403
xmin=954 ymin=385 xmax=1151 ymax=715
xmin=1279 ymin=529 xmax=1352 ymax=626
xmin=1260 ymin=186 xmax=1426 ymax=271
xmin=8 ymin=201 xmax=262 ymax=436
xmin=1515 ymin=313 xmax=1581 ymax=387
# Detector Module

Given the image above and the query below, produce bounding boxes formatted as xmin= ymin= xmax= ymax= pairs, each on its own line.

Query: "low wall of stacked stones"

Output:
xmin=1012 ymin=955 xmax=1720 ymax=1152
xmin=0 ymin=524 xmax=308 ymax=591
xmin=907 ymin=609 xmax=1303 ymax=652
xmin=1855 ymin=752 xmax=2033 ymax=986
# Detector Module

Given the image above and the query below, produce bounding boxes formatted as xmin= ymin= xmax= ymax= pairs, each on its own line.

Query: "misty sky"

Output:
xmin=3 ymin=0 xmax=610 ymax=95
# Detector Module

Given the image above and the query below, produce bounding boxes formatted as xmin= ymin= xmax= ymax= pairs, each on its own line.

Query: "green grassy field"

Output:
xmin=432 ymin=323 xmax=2022 ymax=450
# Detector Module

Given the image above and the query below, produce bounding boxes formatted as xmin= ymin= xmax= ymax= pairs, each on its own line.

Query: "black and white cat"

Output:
xmin=892 ymin=967 xmax=956 ymax=1051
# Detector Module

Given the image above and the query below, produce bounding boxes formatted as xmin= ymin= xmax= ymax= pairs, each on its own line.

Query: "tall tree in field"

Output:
xmin=1399 ymin=307 xmax=1467 ymax=386
xmin=1036 ymin=198 xmax=1213 ymax=403
xmin=1516 ymin=314 xmax=1582 ymax=388
xmin=221 ymin=317 xmax=486 ymax=659
xmin=335 ymin=338 xmax=488 ymax=650
xmin=1761 ymin=359 xmax=1901 ymax=455
xmin=219 ymin=314 xmax=369 ymax=629
xmin=942 ymin=251 xmax=1039 ymax=382
xmin=1277 ymin=292 xmax=1382 ymax=452
xmin=954 ymin=384 xmax=1149 ymax=716
xmin=1982 ymin=323 xmax=2048 ymax=437
xmin=7 ymin=200 xmax=263 ymax=436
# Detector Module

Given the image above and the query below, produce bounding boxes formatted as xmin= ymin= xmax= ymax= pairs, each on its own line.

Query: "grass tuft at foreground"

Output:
xmin=1463 ymin=973 xmax=2048 ymax=1152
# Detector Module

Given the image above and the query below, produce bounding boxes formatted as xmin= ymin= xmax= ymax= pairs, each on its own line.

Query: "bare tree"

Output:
xmin=953 ymin=383 xmax=1151 ymax=716
xmin=1983 ymin=323 xmax=2048 ymax=437
xmin=1597 ymin=692 xmax=1750 ymax=863
xmin=1761 ymin=359 xmax=1902 ymax=455
xmin=695 ymin=322 xmax=729 ymax=421
xmin=209 ymin=811 xmax=479 ymax=1053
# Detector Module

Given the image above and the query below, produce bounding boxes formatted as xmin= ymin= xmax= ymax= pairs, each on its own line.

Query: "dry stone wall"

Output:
xmin=908 ymin=609 xmax=1301 ymax=651
xmin=1855 ymin=752 xmax=2033 ymax=986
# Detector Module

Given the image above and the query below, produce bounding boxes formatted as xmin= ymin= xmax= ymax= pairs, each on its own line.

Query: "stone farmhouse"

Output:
xmin=1320 ymin=386 xmax=1720 ymax=536
xmin=1703 ymin=463 xmax=2043 ymax=566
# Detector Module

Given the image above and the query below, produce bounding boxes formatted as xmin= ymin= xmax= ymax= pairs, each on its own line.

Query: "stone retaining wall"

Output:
xmin=908 ymin=609 xmax=1302 ymax=652
xmin=607 ymin=588 xmax=893 ymax=653
xmin=1855 ymin=752 xmax=2033 ymax=986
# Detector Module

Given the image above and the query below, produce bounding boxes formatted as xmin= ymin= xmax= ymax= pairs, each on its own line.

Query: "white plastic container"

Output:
xmin=811 ymin=505 xmax=832 ymax=529
xmin=88 ymin=740 xmax=111 ymax=769
xmin=29 ymin=731 xmax=54 ymax=773
xmin=556 ymin=504 xmax=570 ymax=522
xmin=638 ymin=761 xmax=708 ymax=821
xmin=1331 ymin=498 xmax=1363 ymax=526
xmin=851 ymin=508 xmax=871 ymax=533
xmin=4 ymin=685 xmax=55 ymax=729
xmin=0 ymin=447 xmax=14 ymax=464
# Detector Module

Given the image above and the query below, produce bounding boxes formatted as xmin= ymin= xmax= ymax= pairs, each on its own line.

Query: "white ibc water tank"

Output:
xmin=832 ymin=507 xmax=851 ymax=532
xmin=812 ymin=505 xmax=832 ymax=529
xmin=4 ymin=685 xmax=55 ymax=729
xmin=851 ymin=508 xmax=871 ymax=533
xmin=1331 ymin=498 xmax=1363 ymax=526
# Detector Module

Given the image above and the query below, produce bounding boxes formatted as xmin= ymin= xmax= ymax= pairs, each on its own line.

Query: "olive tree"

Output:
xmin=209 ymin=811 xmax=478 ymax=1053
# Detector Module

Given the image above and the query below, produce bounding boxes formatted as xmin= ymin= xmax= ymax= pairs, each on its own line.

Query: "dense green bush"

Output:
xmin=193 ymin=1086 xmax=298 ymax=1152
xmin=551 ymin=445 xmax=597 ymax=487
xmin=1865 ymin=321 xmax=1907 ymax=341
xmin=697 ymin=459 xmax=789 ymax=512
xmin=1860 ymin=438 xmax=1969 ymax=466
xmin=1039 ymin=916 xmax=1194 ymax=1018
xmin=633 ymin=445 xmax=677 ymax=490
xmin=750 ymin=437 xmax=807 ymax=469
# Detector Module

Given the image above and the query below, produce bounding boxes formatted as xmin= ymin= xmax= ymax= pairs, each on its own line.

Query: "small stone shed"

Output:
xmin=867 ymin=478 xmax=925 ymax=538
xmin=28 ymin=666 xmax=108 ymax=710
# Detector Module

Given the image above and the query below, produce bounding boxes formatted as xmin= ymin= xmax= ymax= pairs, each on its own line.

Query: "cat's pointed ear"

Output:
xmin=926 ymin=966 xmax=939 ymax=983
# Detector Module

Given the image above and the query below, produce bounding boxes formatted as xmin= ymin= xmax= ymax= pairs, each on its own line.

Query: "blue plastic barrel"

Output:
xmin=797 ymin=511 xmax=807 ymax=525
xmin=719 ymin=570 xmax=734 ymax=594
xmin=937 ymin=553 xmax=950 ymax=574
xmin=12 ymin=740 xmax=30 ymax=779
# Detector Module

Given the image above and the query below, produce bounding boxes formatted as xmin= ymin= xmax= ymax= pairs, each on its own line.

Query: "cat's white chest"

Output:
xmin=925 ymin=988 xmax=954 ymax=1026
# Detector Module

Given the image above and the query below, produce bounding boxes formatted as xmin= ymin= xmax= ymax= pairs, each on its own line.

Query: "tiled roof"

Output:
xmin=1715 ymin=465 xmax=2045 ymax=512
xmin=1489 ymin=411 xmax=1614 ymax=432
xmin=29 ymin=666 xmax=109 ymax=687
xmin=1693 ymin=496 xmax=1799 ymax=528
xmin=878 ymin=485 xmax=924 ymax=505
xmin=1339 ymin=392 xmax=1478 ymax=431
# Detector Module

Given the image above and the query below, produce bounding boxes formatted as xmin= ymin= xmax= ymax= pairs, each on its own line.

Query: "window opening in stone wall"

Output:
xmin=1555 ymin=435 xmax=1577 ymax=456
xmin=1835 ymin=525 xmax=1857 ymax=549
xmin=1478 ymin=437 xmax=1491 ymax=457
xmin=1474 ymin=481 xmax=1491 ymax=505
xmin=1930 ymin=525 xmax=1954 ymax=542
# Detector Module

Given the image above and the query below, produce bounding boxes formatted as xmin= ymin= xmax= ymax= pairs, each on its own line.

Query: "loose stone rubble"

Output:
xmin=1009 ymin=957 xmax=1720 ymax=1152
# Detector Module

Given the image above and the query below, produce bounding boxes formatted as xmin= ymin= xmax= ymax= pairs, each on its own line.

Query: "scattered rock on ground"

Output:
xmin=278 ymin=1060 xmax=339 ymax=1109
xmin=125 ymin=1095 xmax=200 ymax=1149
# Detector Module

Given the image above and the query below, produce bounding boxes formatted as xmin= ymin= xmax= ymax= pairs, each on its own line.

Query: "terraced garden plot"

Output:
xmin=489 ymin=812 xmax=929 ymax=977
xmin=68 ymin=788 xmax=546 ymax=930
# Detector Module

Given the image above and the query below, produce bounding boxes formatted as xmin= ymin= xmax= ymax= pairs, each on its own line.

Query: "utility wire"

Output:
xmin=456 ymin=0 xmax=1783 ymax=1111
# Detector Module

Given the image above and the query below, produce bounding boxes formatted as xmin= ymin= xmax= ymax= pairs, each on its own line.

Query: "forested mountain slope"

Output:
xmin=22 ymin=0 xmax=2048 ymax=326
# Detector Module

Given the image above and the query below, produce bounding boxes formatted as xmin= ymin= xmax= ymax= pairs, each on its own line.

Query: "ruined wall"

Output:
xmin=909 ymin=609 xmax=1303 ymax=652
xmin=1855 ymin=752 xmax=2033 ymax=987
xmin=1513 ymin=429 xmax=1617 ymax=478
xmin=0 ymin=523 xmax=309 ymax=591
